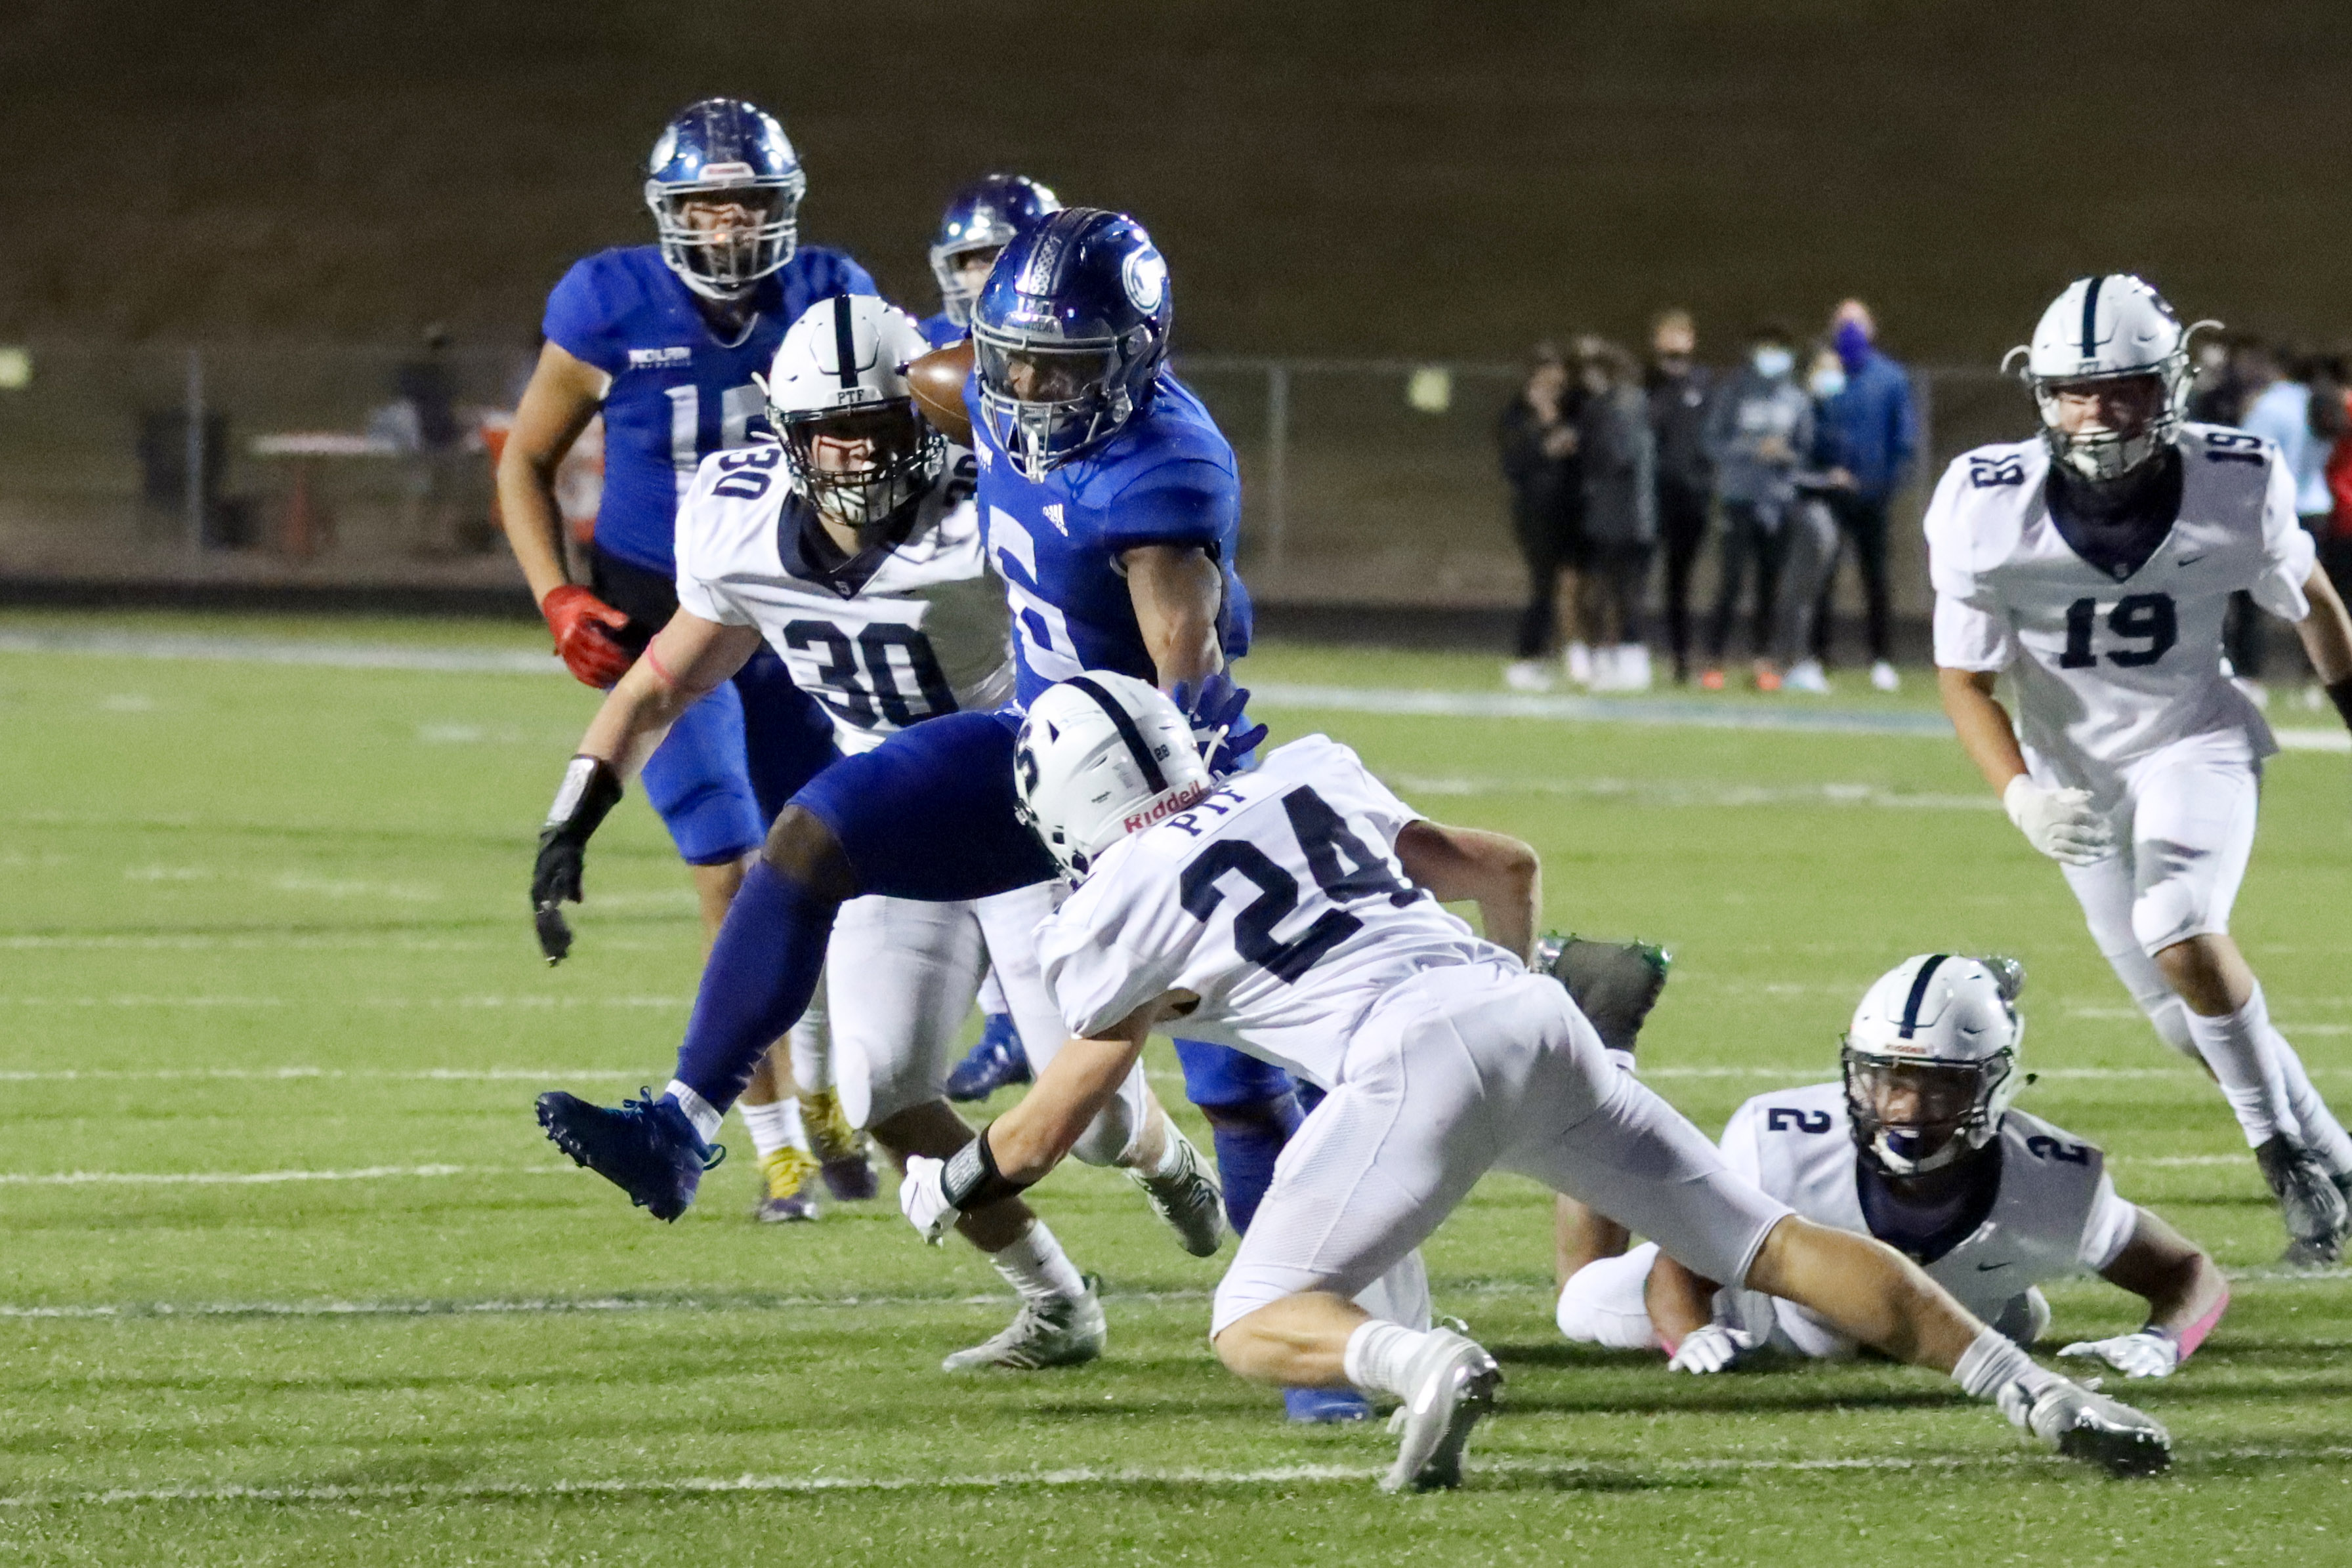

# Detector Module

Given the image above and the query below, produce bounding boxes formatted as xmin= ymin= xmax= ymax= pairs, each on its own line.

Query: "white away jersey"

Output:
xmin=1925 ymin=426 xmax=2314 ymax=770
xmin=1719 ymin=1081 xmax=2136 ymax=1330
xmin=1037 ymin=734 xmax=1511 ymax=1089
xmin=673 ymin=444 xmax=1014 ymax=752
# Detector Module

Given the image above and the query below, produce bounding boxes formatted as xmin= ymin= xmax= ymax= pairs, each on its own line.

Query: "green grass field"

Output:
xmin=3 ymin=611 xmax=2349 ymax=1566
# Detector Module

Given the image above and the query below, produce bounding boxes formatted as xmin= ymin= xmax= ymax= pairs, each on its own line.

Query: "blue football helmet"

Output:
xmin=929 ymin=174 xmax=1063 ymax=329
xmin=971 ymin=208 xmax=1171 ymax=480
xmin=644 ymin=98 xmax=806 ymax=300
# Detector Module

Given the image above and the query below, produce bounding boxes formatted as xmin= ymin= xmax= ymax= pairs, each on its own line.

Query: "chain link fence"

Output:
xmin=0 ymin=338 xmax=2031 ymax=623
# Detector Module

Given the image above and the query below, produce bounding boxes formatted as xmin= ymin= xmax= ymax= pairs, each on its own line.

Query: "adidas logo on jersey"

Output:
xmin=628 ymin=346 xmax=692 ymax=368
xmin=1043 ymin=504 xmax=1067 ymax=533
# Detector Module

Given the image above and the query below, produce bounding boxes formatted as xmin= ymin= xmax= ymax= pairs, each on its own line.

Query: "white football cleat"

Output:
xmin=1380 ymin=1329 xmax=1502 ymax=1493
xmin=1998 ymin=1377 xmax=2171 ymax=1477
xmin=940 ymin=1276 xmax=1106 ymax=1372
xmin=1127 ymin=1126 xmax=1227 ymax=1258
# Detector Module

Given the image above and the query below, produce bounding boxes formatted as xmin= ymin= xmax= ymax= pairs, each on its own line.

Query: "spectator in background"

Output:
xmin=1700 ymin=323 xmax=1811 ymax=690
xmin=1762 ymin=344 xmax=1853 ymax=694
xmin=2227 ymin=339 xmax=2309 ymax=700
xmin=1498 ymin=342 xmax=1588 ymax=691
xmin=1811 ymin=299 xmax=1916 ymax=692
xmin=2322 ymin=354 xmax=2352 ymax=609
xmin=2186 ymin=331 xmax=2253 ymax=426
xmin=1646 ymin=310 xmax=1715 ymax=684
xmin=1574 ymin=337 xmax=1658 ymax=691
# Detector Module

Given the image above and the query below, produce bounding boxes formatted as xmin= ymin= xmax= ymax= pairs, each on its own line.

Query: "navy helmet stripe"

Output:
xmin=1898 ymin=953 xmax=1950 ymax=1039
xmin=1064 ymin=676 xmax=1169 ymax=794
xmin=2079 ymin=275 xmax=2105 ymax=359
xmin=830 ymin=294 xmax=860 ymax=391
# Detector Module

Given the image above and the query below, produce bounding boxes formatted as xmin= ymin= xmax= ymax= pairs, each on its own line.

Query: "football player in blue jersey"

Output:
xmin=916 ymin=173 xmax=1062 ymax=350
xmin=538 ymin=207 xmax=1365 ymax=1420
xmin=923 ymin=173 xmax=1063 ymax=1103
xmin=498 ymin=98 xmax=877 ymax=1215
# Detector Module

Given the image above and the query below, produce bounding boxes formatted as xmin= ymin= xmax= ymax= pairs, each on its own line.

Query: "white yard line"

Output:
xmin=0 ymin=1165 xmax=570 ymax=1186
xmin=4 ymin=1443 xmax=2346 ymax=1510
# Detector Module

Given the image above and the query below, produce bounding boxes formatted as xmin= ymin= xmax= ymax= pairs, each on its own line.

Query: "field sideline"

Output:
xmin=3 ymin=611 xmax=2348 ymax=1565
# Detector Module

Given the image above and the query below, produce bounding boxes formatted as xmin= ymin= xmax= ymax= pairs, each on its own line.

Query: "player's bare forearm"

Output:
xmin=2293 ymin=564 xmax=2352 ymax=686
xmin=1393 ymin=819 xmax=1540 ymax=963
xmin=1124 ymin=545 xmax=1225 ymax=688
xmin=576 ymin=615 xmax=760 ymax=774
xmin=1937 ymin=666 xmax=2028 ymax=794
xmin=1641 ymin=1250 xmax=1720 ymax=1349
xmin=498 ymin=341 xmax=608 ymax=605
xmin=984 ymin=1023 xmax=1154 ymax=1184
xmin=2100 ymin=1207 xmax=2229 ymax=1339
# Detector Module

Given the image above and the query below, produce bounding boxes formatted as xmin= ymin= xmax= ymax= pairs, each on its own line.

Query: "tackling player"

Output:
xmin=1557 ymin=953 xmax=2229 ymax=1380
xmin=1929 ymin=274 xmax=2352 ymax=1265
xmin=898 ymin=674 xmax=2173 ymax=1490
xmin=498 ymin=99 xmax=876 ymax=1215
xmin=533 ymin=297 xmax=1222 ymax=1367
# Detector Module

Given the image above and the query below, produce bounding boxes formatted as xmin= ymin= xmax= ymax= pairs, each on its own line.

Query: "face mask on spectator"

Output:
xmin=1752 ymin=346 xmax=1794 ymax=379
xmin=1834 ymin=318 xmax=1873 ymax=372
xmin=1809 ymin=363 xmax=1847 ymax=400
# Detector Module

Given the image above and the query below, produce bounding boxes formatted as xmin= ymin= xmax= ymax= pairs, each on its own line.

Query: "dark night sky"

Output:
xmin=5 ymin=1 xmax=2349 ymax=361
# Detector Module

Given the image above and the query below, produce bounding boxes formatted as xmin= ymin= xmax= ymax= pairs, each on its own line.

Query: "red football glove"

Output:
xmin=541 ymin=585 xmax=635 ymax=689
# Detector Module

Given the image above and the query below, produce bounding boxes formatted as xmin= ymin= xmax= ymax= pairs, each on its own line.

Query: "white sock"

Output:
xmin=989 ymin=1220 xmax=1087 ymax=1306
xmin=1952 ymin=1323 xmax=2059 ymax=1404
xmin=663 ymin=1080 xmax=723 ymax=1144
xmin=2138 ymin=992 xmax=2201 ymax=1061
xmin=2184 ymin=985 xmax=2293 ymax=1147
xmin=738 ymin=1098 xmax=806 ymax=1161
xmin=788 ymin=985 xmax=833 ymax=1095
xmin=1343 ymin=1319 xmax=1435 ymax=1399
xmin=977 ymin=966 xmax=1008 ymax=1017
xmin=1142 ymin=1115 xmax=1190 ymax=1178
xmin=2271 ymin=1026 xmax=2352 ymax=1174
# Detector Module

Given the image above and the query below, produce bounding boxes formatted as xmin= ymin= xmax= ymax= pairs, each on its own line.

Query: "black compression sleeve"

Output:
xmin=940 ymin=1128 xmax=1034 ymax=1211
xmin=544 ymin=756 xmax=623 ymax=840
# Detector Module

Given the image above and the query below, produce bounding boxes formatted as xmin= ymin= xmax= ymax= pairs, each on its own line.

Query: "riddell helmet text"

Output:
xmin=1125 ymin=780 xmax=1210 ymax=833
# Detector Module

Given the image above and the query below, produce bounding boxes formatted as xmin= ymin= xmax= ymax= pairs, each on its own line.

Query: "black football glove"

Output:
xmin=532 ymin=756 xmax=623 ymax=964
xmin=1534 ymin=934 xmax=1671 ymax=1058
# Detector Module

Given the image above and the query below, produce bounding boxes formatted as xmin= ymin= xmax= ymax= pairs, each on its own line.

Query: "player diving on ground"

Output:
xmin=896 ymin=674 xmax=2175 ymax=1491
xmin=1557 ymin=953 xmax=2229 ymax=1379
xmin=530 ymin=295 xmax=1225 ymax=1369
xmin=1929 ymin=274 xmax=2352 ymax=1266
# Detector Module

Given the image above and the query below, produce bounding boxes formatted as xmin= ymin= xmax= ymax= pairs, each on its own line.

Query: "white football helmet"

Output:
xmin=761 ymin=295 xmax=944 ymax=534
xmin=2004 ymin=274 xmax=2218 ymax=482
xmin=1841 ymin=953 xmax=2026 ymax=1176
xmin=1013 ymin=672 xmax=1212 ymax=879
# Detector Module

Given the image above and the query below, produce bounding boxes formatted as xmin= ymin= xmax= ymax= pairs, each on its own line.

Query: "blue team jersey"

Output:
xmin=542 ymin=243 xmax=877 ymax=576
xmin=964 ymin=371 xmax=1253 ymax=706
xmin=916 ymin=311 xmax=966 ymax=350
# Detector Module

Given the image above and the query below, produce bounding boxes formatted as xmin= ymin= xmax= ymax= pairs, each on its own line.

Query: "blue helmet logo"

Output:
xmin=969 ymin=208 xmax=1173 ymax=480
xmin=643 ymin=98 xmax=806 ymax=302
xmin=929 ymin=173 xmax=1062 ymax=328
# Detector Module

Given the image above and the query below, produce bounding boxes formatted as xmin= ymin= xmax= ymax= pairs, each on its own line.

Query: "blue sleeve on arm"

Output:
xmin=1101 ymin=463 xmax=1238 ymax=557
xmin=543 ymin=258 xmax=627 ymax=377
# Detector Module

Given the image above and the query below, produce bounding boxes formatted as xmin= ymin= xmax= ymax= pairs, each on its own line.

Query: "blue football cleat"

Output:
xmin=1284 ymin=1386 xmax=1374 ymax=1424
xmin=536 ymin=1086 xmax=723 ymax=1222
xmin=944 ymin=1014 xmax=1032 ymax=1102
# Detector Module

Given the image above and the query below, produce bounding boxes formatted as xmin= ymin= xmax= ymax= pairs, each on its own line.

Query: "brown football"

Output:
xmin=907 ymin=339 xmax=975 ymax=448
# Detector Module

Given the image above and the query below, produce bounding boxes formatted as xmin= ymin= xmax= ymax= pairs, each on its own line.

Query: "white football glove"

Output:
xmin=898 ymin=1155 xmax=957 ymax=1245
xmin=2003 ymin=776 xmax=2116 ymax=865
xmin=1666 ymin=1324 xmax=1755 ymax=1374
xmin=2057 ymin=1330 xmax=2181 ymax=1379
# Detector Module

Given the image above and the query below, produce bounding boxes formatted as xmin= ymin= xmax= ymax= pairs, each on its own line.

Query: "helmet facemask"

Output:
xmin=646 ymin=175 xmax=803 ymax=301
xmin=2028 ymin=361 xmax=2188 ymax=484
xmin=973 ymin=330 xmax=1146 ymax=480
xmin=774 ymin=400 xmax=944 ymax=543
xmin=930 ymin=238 xmax=1009 ymax=329
xmin=1841 ymin=1045 xmax=2017 ymax=1177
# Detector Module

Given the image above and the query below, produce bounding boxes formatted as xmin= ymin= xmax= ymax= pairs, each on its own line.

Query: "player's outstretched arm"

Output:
xmin=2058 ymin=1207 xmax=2229 ymax=1378
xmin=2293 ymin=565 xmax=2352 ymax=730
xmin=499 ymin=342 xmax=640 ymax=689
xmin=1393 ymin=819 xmax=1540 ymax=963
xmin=1941 ymin=666 xmax=2113 ymax=864
xmin=1125 ymin=545 xmax=1227 ymax=690
xmin=532 ymin=613 xmax=763 ymax=962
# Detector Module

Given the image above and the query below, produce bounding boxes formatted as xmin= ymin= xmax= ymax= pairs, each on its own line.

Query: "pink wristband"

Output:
xmin=2168 ymin=1286 xmax=2229 ymax=1360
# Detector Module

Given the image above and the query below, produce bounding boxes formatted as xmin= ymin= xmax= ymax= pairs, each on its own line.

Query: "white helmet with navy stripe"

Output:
xmin=1841 ymin=953 xmax=2026 ymax=1176
xmin=1013 ymin=672 xmax=1211 ymax=879
xmin=761 ymin=295 xmax=944 ymax=532
xmin=2006 ymin=274 xmax=2217 ymax=483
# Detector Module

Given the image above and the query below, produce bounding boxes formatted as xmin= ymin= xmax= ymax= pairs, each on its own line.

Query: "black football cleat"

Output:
xmin=536 ymin=1086 xmax=723 ymax=1222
